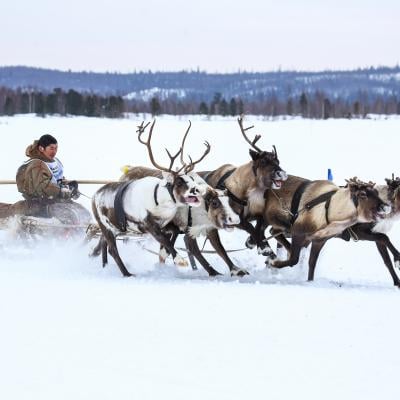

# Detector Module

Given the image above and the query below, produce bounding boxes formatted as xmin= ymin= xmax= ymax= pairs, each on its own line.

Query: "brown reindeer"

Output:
xmin=263 ymin=176 xmax=390 ymax=282
xmin=338 ymin=176 xmax=400 ymax=286
xmin=199 ymin=116 xmax=287 ymax=260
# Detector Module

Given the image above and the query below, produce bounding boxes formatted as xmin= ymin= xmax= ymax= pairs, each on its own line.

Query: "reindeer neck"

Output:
xmin=225 ymin=162 xmax=258 ymax=200
xmin=327 ymin=187 xmax=357 ymax=221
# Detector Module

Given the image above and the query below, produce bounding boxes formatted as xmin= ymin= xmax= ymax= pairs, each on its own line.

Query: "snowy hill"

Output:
xmin=0 ymin=114 xmax=400 ymax=400
xmin=1 ymin=65 xmax=400 ymax=102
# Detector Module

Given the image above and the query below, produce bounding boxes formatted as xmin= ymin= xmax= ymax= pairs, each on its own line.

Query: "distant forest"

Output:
xmin=0 ymin=66 xmax=400 ymax=118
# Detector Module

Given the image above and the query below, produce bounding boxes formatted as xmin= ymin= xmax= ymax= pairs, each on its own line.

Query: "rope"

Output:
xmin=78 ymin=191 xmax=92 ymax=200
xmin=269 ymin=189 xmax=295 ymax=217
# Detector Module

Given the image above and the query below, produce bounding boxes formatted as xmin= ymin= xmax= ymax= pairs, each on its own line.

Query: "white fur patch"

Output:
xmin=373 ymin=214 xmax=400 ymax=234
xmin=219 ymin=196 xmax=240 ymax=225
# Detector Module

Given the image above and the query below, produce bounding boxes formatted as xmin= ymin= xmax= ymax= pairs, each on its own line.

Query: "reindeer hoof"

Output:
xmin=174 ymin=255 xmax=188 ymax=267
xmin=245 ymin=236 xmax=256 ymax=249
xmin=159 ymin=248 xmax=169 ymax=264
xmin=209 ymin=269 xmax=222 ymax=277
xmin=231 ymin=267 xmax=249 ymax=277
xmin=123 ymin=271 xmax=135 ymax=277
xmin=259 ymin=247 xmax=277 ymax=259
xmin=269 ymin=259 xmax=280 ymax=268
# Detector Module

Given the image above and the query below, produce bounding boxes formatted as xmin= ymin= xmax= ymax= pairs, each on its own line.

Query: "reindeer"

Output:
xmin=120 ymin=124 xmax=245 ymax=277
xmin=199 ymin=116 xmax=287 ymax=260
xmin=263 ymin=176 xmax=391 ymax=282
xmin=338 ymin=175 xmax=400 ymax=286
xmin=91 ymin=120 xmax=209 ymax=277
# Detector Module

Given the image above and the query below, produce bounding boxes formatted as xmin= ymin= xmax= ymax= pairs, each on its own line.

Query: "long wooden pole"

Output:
xmin=0 ymin=180 xmax=115 ymax=185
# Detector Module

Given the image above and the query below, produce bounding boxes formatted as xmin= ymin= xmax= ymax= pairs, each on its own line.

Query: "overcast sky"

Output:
xmin=2 ymin=0 xmax=399 ymax=73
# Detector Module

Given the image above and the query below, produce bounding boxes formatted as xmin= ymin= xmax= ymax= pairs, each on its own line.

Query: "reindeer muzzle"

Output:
xmin=377 ymin=203 xmax=391 ymax=217
xmin=272 ymin=170 xmax=288 ymax=189
xmin=184 ymin=195 xmax=202 ymax=206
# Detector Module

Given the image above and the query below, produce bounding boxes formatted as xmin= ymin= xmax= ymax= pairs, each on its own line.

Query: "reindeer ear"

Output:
xmin=162 ymin=171 xmax=174 ymax=183
xmin=249 ymin=149 xmax=259 ymax=160
xmin=203 ymin=190 xmax=213 ymax=204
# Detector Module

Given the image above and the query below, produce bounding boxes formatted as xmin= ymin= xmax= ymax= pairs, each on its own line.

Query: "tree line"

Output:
xmin=1 ymin=87 xmax=400 ymax=119
xmin=0 ymin=87 xmax=124 ymax=118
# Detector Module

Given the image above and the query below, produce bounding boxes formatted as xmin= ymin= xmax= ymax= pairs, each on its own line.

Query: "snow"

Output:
xmin=1 ymin=114 xmax=400 ymax=400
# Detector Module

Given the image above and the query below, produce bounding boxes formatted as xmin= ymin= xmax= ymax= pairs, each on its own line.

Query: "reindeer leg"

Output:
xmin=240 ymin=219 xmax=276 ymax=259
xmin=147 ymin=221 xmax=187 ymax=267
xmin=375 ymin=242 xmax=400 ymax=287
xmin=90 ymin=236 xmax=103 ymax=257
xmin=370 ymin=232 xmax=400 ymax=271
xmin=207 ymin=229 xmax=249 ymax=276
xmin=102 ymin=229 xmax=134 ymax=277
xmin=89 ymin=235 xmax=109 ymax=267
xmin=275 ymin=232 xmax=291 ymax=252
xmin=383 ymin=238 xmax=400 ymax=269
xmin=160 ymin=228 xmax=180 ymax=263
xmin=349 ymin=227 xmax=400 ymax=286
xmin=270 ymin=234 xmax=305 ymax=268
xmin=183 ymin=234 xmax=198 ymax=270
xmin=255 ymin=217 xmax=276 ymax=259
xmin=308 ymin=239 xmax=328 ymax=281
xmin=184 ymin=234 xmax=221 ymax=276
xmin=101 ymin=238 xmax=108 ymax=267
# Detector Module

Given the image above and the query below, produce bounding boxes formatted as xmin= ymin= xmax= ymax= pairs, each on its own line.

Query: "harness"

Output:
xmin=153 ymin=182 xmax=176 ymax=206
xmin=186 ymin=206 xmax=193 ymax=232
xmin=116 ymin=180 xmax=179 ymax=232
xmin=289 ymin=180 xmax=338 ymax=225
xmin=215 ymin=169 xmax=248 ymax=207
xmin=114 ymin=181 xmax=132 ymax=232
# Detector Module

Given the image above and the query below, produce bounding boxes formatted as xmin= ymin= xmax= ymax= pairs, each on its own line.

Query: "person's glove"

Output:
xmin=67 ymin=180 xmax=80 ymax=200
xmin=59 ymin=187 xmax=72 ymax=200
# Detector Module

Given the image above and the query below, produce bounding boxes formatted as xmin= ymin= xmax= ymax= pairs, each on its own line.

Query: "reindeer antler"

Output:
xmin=184 ymin=141 xmax=211 ymax=173
xmin=179 ymin=121 xmax=192 ymax=167
xmin=345 ymin=176 xmax=375 ymax=188
xmin=137 ymin=120 xmax=183 ymax=173
xmin=238 ymin=115 xmax=262 ymax=152
xmin=177 ymin=120 xmax=211 ymax=173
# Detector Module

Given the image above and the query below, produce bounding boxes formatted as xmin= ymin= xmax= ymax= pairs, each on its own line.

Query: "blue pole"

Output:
xmin=327 ymin=168 xmax=333 ymax=181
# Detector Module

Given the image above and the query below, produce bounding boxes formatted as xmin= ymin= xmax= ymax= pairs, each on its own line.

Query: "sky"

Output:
xmin=1 ymin=0 xmax=399 ymax=73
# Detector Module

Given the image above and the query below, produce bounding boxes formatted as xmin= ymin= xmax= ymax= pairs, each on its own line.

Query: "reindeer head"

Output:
xmin=137 ymin=120 xmax=210 ymax=207
xmin=346 ymin=177 xmax=391 ymax=222
xmin=238 ymin=116 xmax=287 ymax=190
xmin=385 ymin=174 xmax=400 ymax=214
xmin=203 ymin=188 xmax=240 ymax=231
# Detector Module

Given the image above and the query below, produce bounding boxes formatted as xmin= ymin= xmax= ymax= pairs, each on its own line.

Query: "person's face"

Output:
xmin=39 ymin=143 xmax=58 ymax=160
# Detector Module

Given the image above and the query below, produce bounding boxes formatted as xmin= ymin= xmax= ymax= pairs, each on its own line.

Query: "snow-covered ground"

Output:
xmin=1 ymin=114 xmax=400 ymax=400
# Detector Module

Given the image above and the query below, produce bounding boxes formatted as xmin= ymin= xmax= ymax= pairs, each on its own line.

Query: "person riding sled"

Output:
xmin=0 ymin=134 xmax=80 ymax=219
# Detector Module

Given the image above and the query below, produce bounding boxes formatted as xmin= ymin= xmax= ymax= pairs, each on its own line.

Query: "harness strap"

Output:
xmin=305 ymin=189 xmax=338 ymax=224
xmin=290 ymin=180 xmax=312 ymax=224
xmin=202 ymin=171 xmax=213 ymax=184
xmin=187 ymin=206 xmax=192 ymax=229
xmin=324 ymin=195 xmax=333 ymax=224
xmin=290 ymin=182 xmax=338 ymax=225
xmin=216 ymin=168 xmax=248 ymax=207
xmin=216 ymin=169 xmax=236 ymax=190
xmin=227 ymin=190 xmax=248 ymax=207
xmin=114 ymin=181 xmax=133 ymax=232
xmin=153 ymin=184 xmax=159 ymax=206
xmin=165 ymin=182 xmax=176 ymax=203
